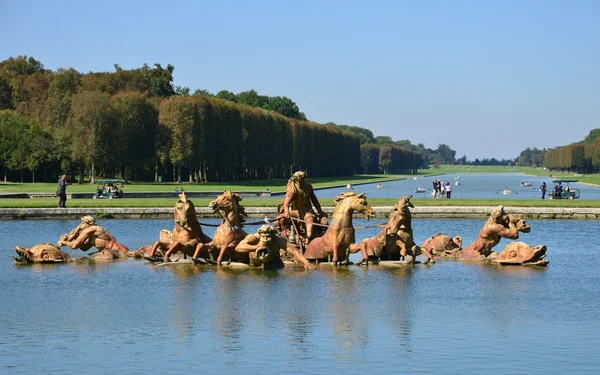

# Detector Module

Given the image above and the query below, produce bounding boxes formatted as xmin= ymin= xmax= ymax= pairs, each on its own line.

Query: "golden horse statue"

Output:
xmin=303 ymin=192 xmax=375 ymax=265
xmin=347 ymin=195 xmax=410 ymax=265
xmin=143 ymin=191 xmax=211 ymax=262
xmin=196 ymin=191 xmax=249 ymax=265
xmin=382 ymin=195 xmax=434 ymax=264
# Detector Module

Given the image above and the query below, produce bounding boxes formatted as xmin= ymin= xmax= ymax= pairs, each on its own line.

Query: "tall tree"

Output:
xmin=112 ymin=92 xmax=158 ymax=181
xmin=68 ymin=91 xmax=117 ymax=183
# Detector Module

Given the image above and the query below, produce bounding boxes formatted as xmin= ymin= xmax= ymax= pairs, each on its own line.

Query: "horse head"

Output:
xmin=333 ymin=192 xmax=375 ymax=220
xmin=174 ymin=191 xmax=197 ymax=229
xmin=209 ymin=191 xmax=247 ymax=224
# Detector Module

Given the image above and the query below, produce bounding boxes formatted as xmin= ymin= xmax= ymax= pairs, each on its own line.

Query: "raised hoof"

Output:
xmin=144 ymin=256 xmax=159 ymax=262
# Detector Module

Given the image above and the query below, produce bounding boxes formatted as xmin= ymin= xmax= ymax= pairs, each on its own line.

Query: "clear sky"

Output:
xmin=1 ymin=0 xmax=598 ymax=160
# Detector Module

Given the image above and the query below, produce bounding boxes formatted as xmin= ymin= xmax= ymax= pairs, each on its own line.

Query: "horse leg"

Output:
xmin=305 ymin=216 xmax=315 ymax=240
xmin=396 ymin=240 xmax=408 ymax=262
xmin=216 ymin=245 xmax=227 ymax=266
xmin=348 ymin=242 xmax=369 ymax=266
xmin=163 ymin=241 xmax=182 ymax=262
xmin=144 ymin=241 xmax=164 ymax=261
xmin=193 ymin=241 xmax=212 ymax=262
xmin=420 ymin=245 xmax=435 ymax=264
xmin=331 ymin=243 xmax=340 ymax=265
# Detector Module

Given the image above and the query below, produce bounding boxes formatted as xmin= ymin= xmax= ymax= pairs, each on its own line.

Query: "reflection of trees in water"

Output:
xmin=324 ymin=266 xmax=371 ymax=361
xmin=167 ymin=266 xmax=204 ymax=343
xmin=463 ymin=262 xmax=548 ymax=333
xmin=368 ymin=267 xmax=416 ymax=358
xmin=281 ymin=270 xmax=320 ymax=360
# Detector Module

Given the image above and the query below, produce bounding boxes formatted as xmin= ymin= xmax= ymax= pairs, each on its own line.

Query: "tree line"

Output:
xmin=543 ymin=129 xmax=600 ymax=174
xmin=0 ymin=56 xmax=364 ymax=183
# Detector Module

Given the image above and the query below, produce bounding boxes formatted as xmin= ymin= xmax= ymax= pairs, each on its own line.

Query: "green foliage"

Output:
xmin=193 ymin=89 xmax=214 ymax=97
xmin=375 ymin=136 xmax=393 ymax=145
xmin=584 ymin=129 xmax=600 ymax=144
xmin=0 ymin=110 xmax=29 ymax=177
xmin=175 ymin=86 xmax=191 ymax=97
xmin=0 ymin=56 xmax=364 ymax=182
xmin=68 ymin=91 xmax=117 ymax=181
xmin=337 ymin=125 xmax=374 ymax=144
xmin=216 ymin=90 xmax=238 ymax=102
xmin=112 ymin=92 xmax=158 ymax=179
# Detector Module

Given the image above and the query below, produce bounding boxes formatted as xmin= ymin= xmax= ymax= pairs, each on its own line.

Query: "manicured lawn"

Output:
xmin=0 ymin=174 xmax=405 ymax=194
xmin=2 ymin=197 xmax=600 ymax=209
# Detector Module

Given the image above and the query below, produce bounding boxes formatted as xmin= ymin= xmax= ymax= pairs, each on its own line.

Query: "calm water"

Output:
xmin=1 ymin=218 xmax=600 ymax=374
xmin=317 ymin=173 xmax=600 ymax=200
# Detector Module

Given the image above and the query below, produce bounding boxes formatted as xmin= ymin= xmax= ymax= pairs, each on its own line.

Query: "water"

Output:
xmin=1 ymin=218 xmax=599 ymax=374
xmin=317 ymin=173 xmax=600 ymax=200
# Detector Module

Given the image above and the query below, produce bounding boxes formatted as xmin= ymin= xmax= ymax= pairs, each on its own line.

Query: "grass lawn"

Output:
xmin=0 ymin=174 xmax=405 ymax=194
xmin=2 ymin=197 xmax=600 ymax=209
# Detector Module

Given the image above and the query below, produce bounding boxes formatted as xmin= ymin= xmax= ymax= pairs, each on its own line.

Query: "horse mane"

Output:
xmin=224 ymin=191 xmax=247 ymax=223
xmin=333 ymin=191 xmax=365 ymax=204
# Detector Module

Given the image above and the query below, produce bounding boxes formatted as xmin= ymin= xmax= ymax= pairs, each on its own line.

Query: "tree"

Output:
xmin=215 ymin=90 xmax=238 ymax=103
xmin=338 ymin=125 xmax=375 ymax=144
xmin=0 ymin=110 xmax=29 ymax=181
xmin=584 ymin=129 xmax=600 ymax=144
xmin=436 ymin=143 xmax=456 ymax=164
xmin=375 ymin=136 xmax=393 ymax=145
xmin=112 ymin=92 xmax=158 ymax=181
xmin=237 ymin=90 xmax=268 ymax=108
xmin=175 ymin=86 xmax=191 ymax=97
xmin=24 ymin=122 xmax=57 ymax=182
xmin=135 ymin=63 xmax=176 ymax=97
xmin=159 ymin=97 xmax=198 ymax=182
xmin=193 ymin=89 xmax=214 ymax=97
xmin=267 ymin=96 xmax=304 ymax=120
xmin=68 ymin=91 xmax=117 ymax=183
xmin=379 ymin=146 xmax=392 ymax=174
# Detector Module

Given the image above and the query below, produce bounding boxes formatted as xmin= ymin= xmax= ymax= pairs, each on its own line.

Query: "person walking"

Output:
xmin=57 ymin=174 xmax=68 ymax=208
xmin=540 ymin=181 xmax=547 ymax=199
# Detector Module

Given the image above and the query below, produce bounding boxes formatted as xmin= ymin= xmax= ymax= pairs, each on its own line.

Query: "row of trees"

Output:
xmin=0 ymin=56 xmax=366 ymax=183
xmin=185 ymin=88 xmax=308 ymax=121
xmin=360 ymin=144 xmax=422 ymax=174
xmin=515 ymin=147 xmax=546 ymax=167
xmin=543 ymin=129 xmax=600 ymax=173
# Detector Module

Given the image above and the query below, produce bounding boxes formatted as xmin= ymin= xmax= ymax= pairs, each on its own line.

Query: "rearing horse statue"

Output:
xmin=384 ymin=195 xmax=434 ymax=264
xmin=303 ymin=192 xmax=375 ymax=265
xmin=347 ymin=195 xmax=409 ymax=265
xmin=144 ymin=191 xmax=211 ymax=262
xmin=197 ymin=191 xmax=249 ymax=265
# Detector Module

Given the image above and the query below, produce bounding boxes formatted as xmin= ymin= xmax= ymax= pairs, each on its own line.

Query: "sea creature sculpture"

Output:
xmin=420 ymin=233 xmax=463 ymax=258
xmin=303 ymin=192 xmax=375 ymax=265
xmin=492 ymin=242 xmax=548 ymax=266
xmin=235 ymin=225 xmax=315 ymax=269
xmin=14 ymin=243 xmax=71 ymax=264
xmin=460 ymin=206 xmax=530 ymax=260
xmin=58 ymin=216 xmax=129 ymax=259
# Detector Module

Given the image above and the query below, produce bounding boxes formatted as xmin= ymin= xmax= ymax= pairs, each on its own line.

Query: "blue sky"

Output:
xmin=1 ymin=0 xmax=598 ymax=160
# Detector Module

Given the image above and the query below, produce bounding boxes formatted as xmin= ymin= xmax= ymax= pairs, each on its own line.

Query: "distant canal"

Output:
xmin=1 ymin=218 xmax=599 ymax=374
xmin=317 ymin=173 xmax=600 ymax=200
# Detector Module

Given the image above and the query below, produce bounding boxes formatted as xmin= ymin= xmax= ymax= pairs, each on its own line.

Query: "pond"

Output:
xmin=316 ymin=173 xmax=600 ymax=200
xmin=1 ymin=218 xmax=599 ymax=374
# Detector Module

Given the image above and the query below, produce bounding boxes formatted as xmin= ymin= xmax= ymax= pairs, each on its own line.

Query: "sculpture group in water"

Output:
xmin=13 ymin=171 xmax=548 ymax=267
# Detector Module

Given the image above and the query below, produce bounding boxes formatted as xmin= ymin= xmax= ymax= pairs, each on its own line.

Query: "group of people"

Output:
xmin=431 ymin=179 xmax=452 ymax=199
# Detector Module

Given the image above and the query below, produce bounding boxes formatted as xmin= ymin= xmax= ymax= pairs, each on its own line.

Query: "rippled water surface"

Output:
xmin=1 ymin=218 xmax=599 ymax=374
